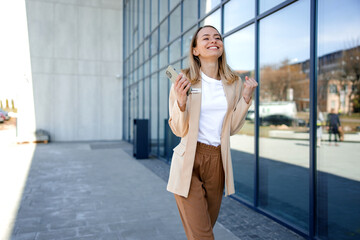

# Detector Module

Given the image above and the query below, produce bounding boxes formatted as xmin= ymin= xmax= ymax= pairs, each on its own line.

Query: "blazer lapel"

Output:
xmin=189 ymin=80 xmax=202 ymax=130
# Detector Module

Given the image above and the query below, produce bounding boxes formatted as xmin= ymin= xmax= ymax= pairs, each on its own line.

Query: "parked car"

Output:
xmin=0 ymin=112 xmax=5 ymax=123
xmin=0 ymin=108 xmax=10 ymax=120
xmin=260 ymin=114 xmax=306 ymax=127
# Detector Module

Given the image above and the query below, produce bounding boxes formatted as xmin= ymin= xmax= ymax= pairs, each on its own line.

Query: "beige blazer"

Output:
xmin=167 ymin=77 xmax=251 ymax=198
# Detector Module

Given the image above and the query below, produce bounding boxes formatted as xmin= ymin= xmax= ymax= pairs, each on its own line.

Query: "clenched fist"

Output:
xmin=242 ymin=76 xmax=258 ymax=104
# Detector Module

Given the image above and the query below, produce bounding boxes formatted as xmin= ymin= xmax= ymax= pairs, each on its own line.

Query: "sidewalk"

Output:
xmin=1 ymin=138 xmax=304 ymax=240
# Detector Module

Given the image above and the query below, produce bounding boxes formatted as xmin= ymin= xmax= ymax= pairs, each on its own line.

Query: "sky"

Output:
xmin=0 ymin=1 xmax=31 ymax=103
xmin=223 ymin=0 xmax=360 ymax=71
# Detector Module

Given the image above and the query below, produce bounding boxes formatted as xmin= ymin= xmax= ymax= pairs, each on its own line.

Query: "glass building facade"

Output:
xmin=123 ymin=0 xmax=360 ymax=239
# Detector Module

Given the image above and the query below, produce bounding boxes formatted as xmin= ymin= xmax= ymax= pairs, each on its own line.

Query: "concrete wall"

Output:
xmin=25 ymin=0 xmax=123 ymax=141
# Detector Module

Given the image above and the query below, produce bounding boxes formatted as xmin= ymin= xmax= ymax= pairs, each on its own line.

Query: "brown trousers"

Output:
xmin=174 ymin=142 xmax=225 ymax=240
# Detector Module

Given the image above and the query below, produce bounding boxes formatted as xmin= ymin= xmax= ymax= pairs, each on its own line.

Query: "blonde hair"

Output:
xmin=182 ymin=25 xmax=239 ymax=85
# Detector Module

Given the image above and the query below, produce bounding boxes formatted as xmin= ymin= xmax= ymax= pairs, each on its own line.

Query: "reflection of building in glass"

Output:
xmin=260 ymin=46 xmax=360 ymax=115
xmin=304 ymin=46 xmax=359 ymax=114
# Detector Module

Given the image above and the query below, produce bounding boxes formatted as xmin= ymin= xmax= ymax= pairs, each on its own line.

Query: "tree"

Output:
xmin=339 ymin=42 xmax=360 ymax=115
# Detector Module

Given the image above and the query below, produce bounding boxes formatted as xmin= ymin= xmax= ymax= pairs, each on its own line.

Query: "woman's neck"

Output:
xmin=200 ymin=61 xmax=220 ymax=80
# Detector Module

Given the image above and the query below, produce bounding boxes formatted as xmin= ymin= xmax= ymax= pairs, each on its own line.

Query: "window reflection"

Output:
xmin=317 ymin=0 xmax=360 ymax=239
xmin=200 ymin=0 xmax=221 ymax=17
xmin=225 ymin=25 xmax=255 ymax=202
xmin=260 ymin=0 xmax=286 ymax=14
xmin=144 ymin=0 xmax=151 ymax=36
xmin=183 ymin=0 xmax=197 ymax=31
xmin=159 ymin=72 xmax=168 ymax=157
xmin=159 ymin=0 xmax=168 ymax=22
xmin=200 ymin=9 xmax=221 ymax=34
xmin=224 ymin=0 xmax=254 ymax=33
xmin=159 ymin=20 xmax=168 ymax=49
xmin=150 ymin=73 xmax=159 ymax=155
xmin=170 ymin=38 xmax=181 ymax=63
xmin=151 ymin=0 xmax=158 ymax=30
xmin=151 ymin=29 xmax=158 ymax=55
xmin=169 ymin=6 xmax=181 ymax=41
xmin=182 ymin=26 xmax=196 ymax=57
xmin=259 ymin=0 xmax=310 ymax=230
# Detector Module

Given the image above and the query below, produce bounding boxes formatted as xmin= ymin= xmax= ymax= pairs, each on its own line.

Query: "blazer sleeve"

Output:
xmin=168 ymin=84 xmax=189 ymax=137
xmin=230 ymin=79 xmax=252 ymax=136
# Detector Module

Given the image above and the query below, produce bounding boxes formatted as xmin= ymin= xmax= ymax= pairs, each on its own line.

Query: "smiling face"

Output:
xmin=192 ymin=27 xmax=224 ymax=62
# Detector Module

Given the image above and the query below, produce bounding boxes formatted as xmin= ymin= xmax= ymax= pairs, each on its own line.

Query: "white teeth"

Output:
xmin=209 ymin=47 xmax=217 ymax=49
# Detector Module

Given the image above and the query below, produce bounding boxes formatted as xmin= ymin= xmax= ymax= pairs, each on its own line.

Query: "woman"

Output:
xmin=167 ymin=25 xmax=257 ymax=240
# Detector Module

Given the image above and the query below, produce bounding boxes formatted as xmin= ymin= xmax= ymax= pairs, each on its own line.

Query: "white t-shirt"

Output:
xmin=197 ymin=72 xmax=228 ymax=147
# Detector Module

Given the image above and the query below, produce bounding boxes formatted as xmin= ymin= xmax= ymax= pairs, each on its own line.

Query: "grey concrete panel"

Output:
xmin=78 ymin=0 xmax=101 ymax=7
xmin=78 ymin=6 xmax=101 ymax=60
xmin=26 ymin=1 xmax=54 ymax=58
xmin=32 ymin=74 xmax=53 ymax=132
xmin=54 ymin=3 xmax=78 ymax=59
xmin=101 ymin=61 xmax=120 ymax=76
xmin=25 ymin=0 xmax=123 ymax=141
xmin=54 ymin=59 xmax=78 ymax=74
xmin=36 ymin=0 xmax=78 ymax=4
xmin=101 ymin=9 xmax=122 ymax=61
xmin=101 ymin=0 xmax=122 ymax=10
xmin=51 ymin=75 xmax=78 ymax=141
xmin=77 ymin=76 xmax=101 ymax=140
xmin=31 ymin=57 xmax=53 ymax=74
xmin=100 ymin=76 xmax=122 ymax=140
xmin=78 ymin=60 xmax=101 ymax=75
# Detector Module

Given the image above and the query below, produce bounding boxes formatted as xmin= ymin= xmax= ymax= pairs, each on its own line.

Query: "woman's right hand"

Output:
xmin=174 ymin=73 xmax=191 ymax=111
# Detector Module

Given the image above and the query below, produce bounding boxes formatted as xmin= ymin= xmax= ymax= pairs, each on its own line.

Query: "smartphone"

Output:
xmin=165 ymin=65 xmax=191 ymax=95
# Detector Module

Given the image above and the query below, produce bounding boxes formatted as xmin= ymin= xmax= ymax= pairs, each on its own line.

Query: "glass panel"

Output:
xmin=150 ymin=73 xmax=159 ymax=155
xmin=169 ymin=6 xmax=181 ymax=41
xmin=139 ymin=80 xmax=144 ymax=118
xmin=144 ymin=60 xmax=150 ymax=77
xmin=259 ymin=0 xmax=310 ymax=231
xmin=160 ymin=19 xmax=168 ymax=49
xmin=159 ymin=71 xmax=169 ymax=157
xmin=129 ymin=86 xmax=138 ymax=142
xmin=317 ymin=0 xmax=360 ymax=239
xmin=182 ymin=26 xmax=196 ymax=56
xmin=159 ymin=0 xmax=168 ymax=22
xmin=224 ymin=0 xmax=255 ymax=33
xmin=159 ymin=47 xmax=168 ymax=69
xmin=183 ymin=0 xmax=198 ymax=31
xmin=139 ymin=43 xmax=144 ymax=65
xmin=134 ymin=49 xmax=138 ymax=68
xmin=151 ymin=29 xmax=158 ymax=55
xmin=170 ymin=0 xmax=181 ymax=11
xmin=144 ymin=77 xmax=150 ymax=119
xmin=151 ymin=54 xmax=158 ymax=73
xmin=145 ymin=0 xmax=151 ymax=36
xmin=200 ymin=9 xmax=221 ymax=33
xmin=170 ymin=38 xmax=181 ymax=63
xmin=225 ymin=25 xmax=255 ymax=203
xmin=139 ymin=0 xmax=143 ymax=40
xmin=133 ymin=0 xmax=138 ymax=47
xmin=200 ymin=0 xmax=221 ymax=17
xmin=124 ymin=86 xmax=129 ymax=140
xmin=260 ymin=0 xmax=286 ymax=14
xmin=138 ymin=65 xmax=144 ymax=80
xmin=151 ymin=0 xmax=158 ymax=30
xmin=144 ymin=38 xmax=150 ymax=60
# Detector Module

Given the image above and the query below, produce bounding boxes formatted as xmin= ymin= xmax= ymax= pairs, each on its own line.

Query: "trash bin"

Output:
xmin=164 ymin=119 xmax=180 ymax=162
xmin=133 ymin=119 xmax=149 ymax=159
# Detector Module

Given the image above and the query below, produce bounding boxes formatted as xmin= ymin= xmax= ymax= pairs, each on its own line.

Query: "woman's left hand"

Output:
xmin=242 ymin=76 xmax=258 ymax=104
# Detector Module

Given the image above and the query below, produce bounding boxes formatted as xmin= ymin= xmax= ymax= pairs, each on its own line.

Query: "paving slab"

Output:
xmin=4 ymin=141 xmax=239 ymax=240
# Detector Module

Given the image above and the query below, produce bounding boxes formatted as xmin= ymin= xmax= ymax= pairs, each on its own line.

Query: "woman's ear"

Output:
xmin=193 ymin=48 xmax=199 ymax=56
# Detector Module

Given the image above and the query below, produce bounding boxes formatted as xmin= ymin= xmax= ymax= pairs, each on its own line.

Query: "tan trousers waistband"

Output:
xmin=196 ymin=141 xmax=221 ymax=155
